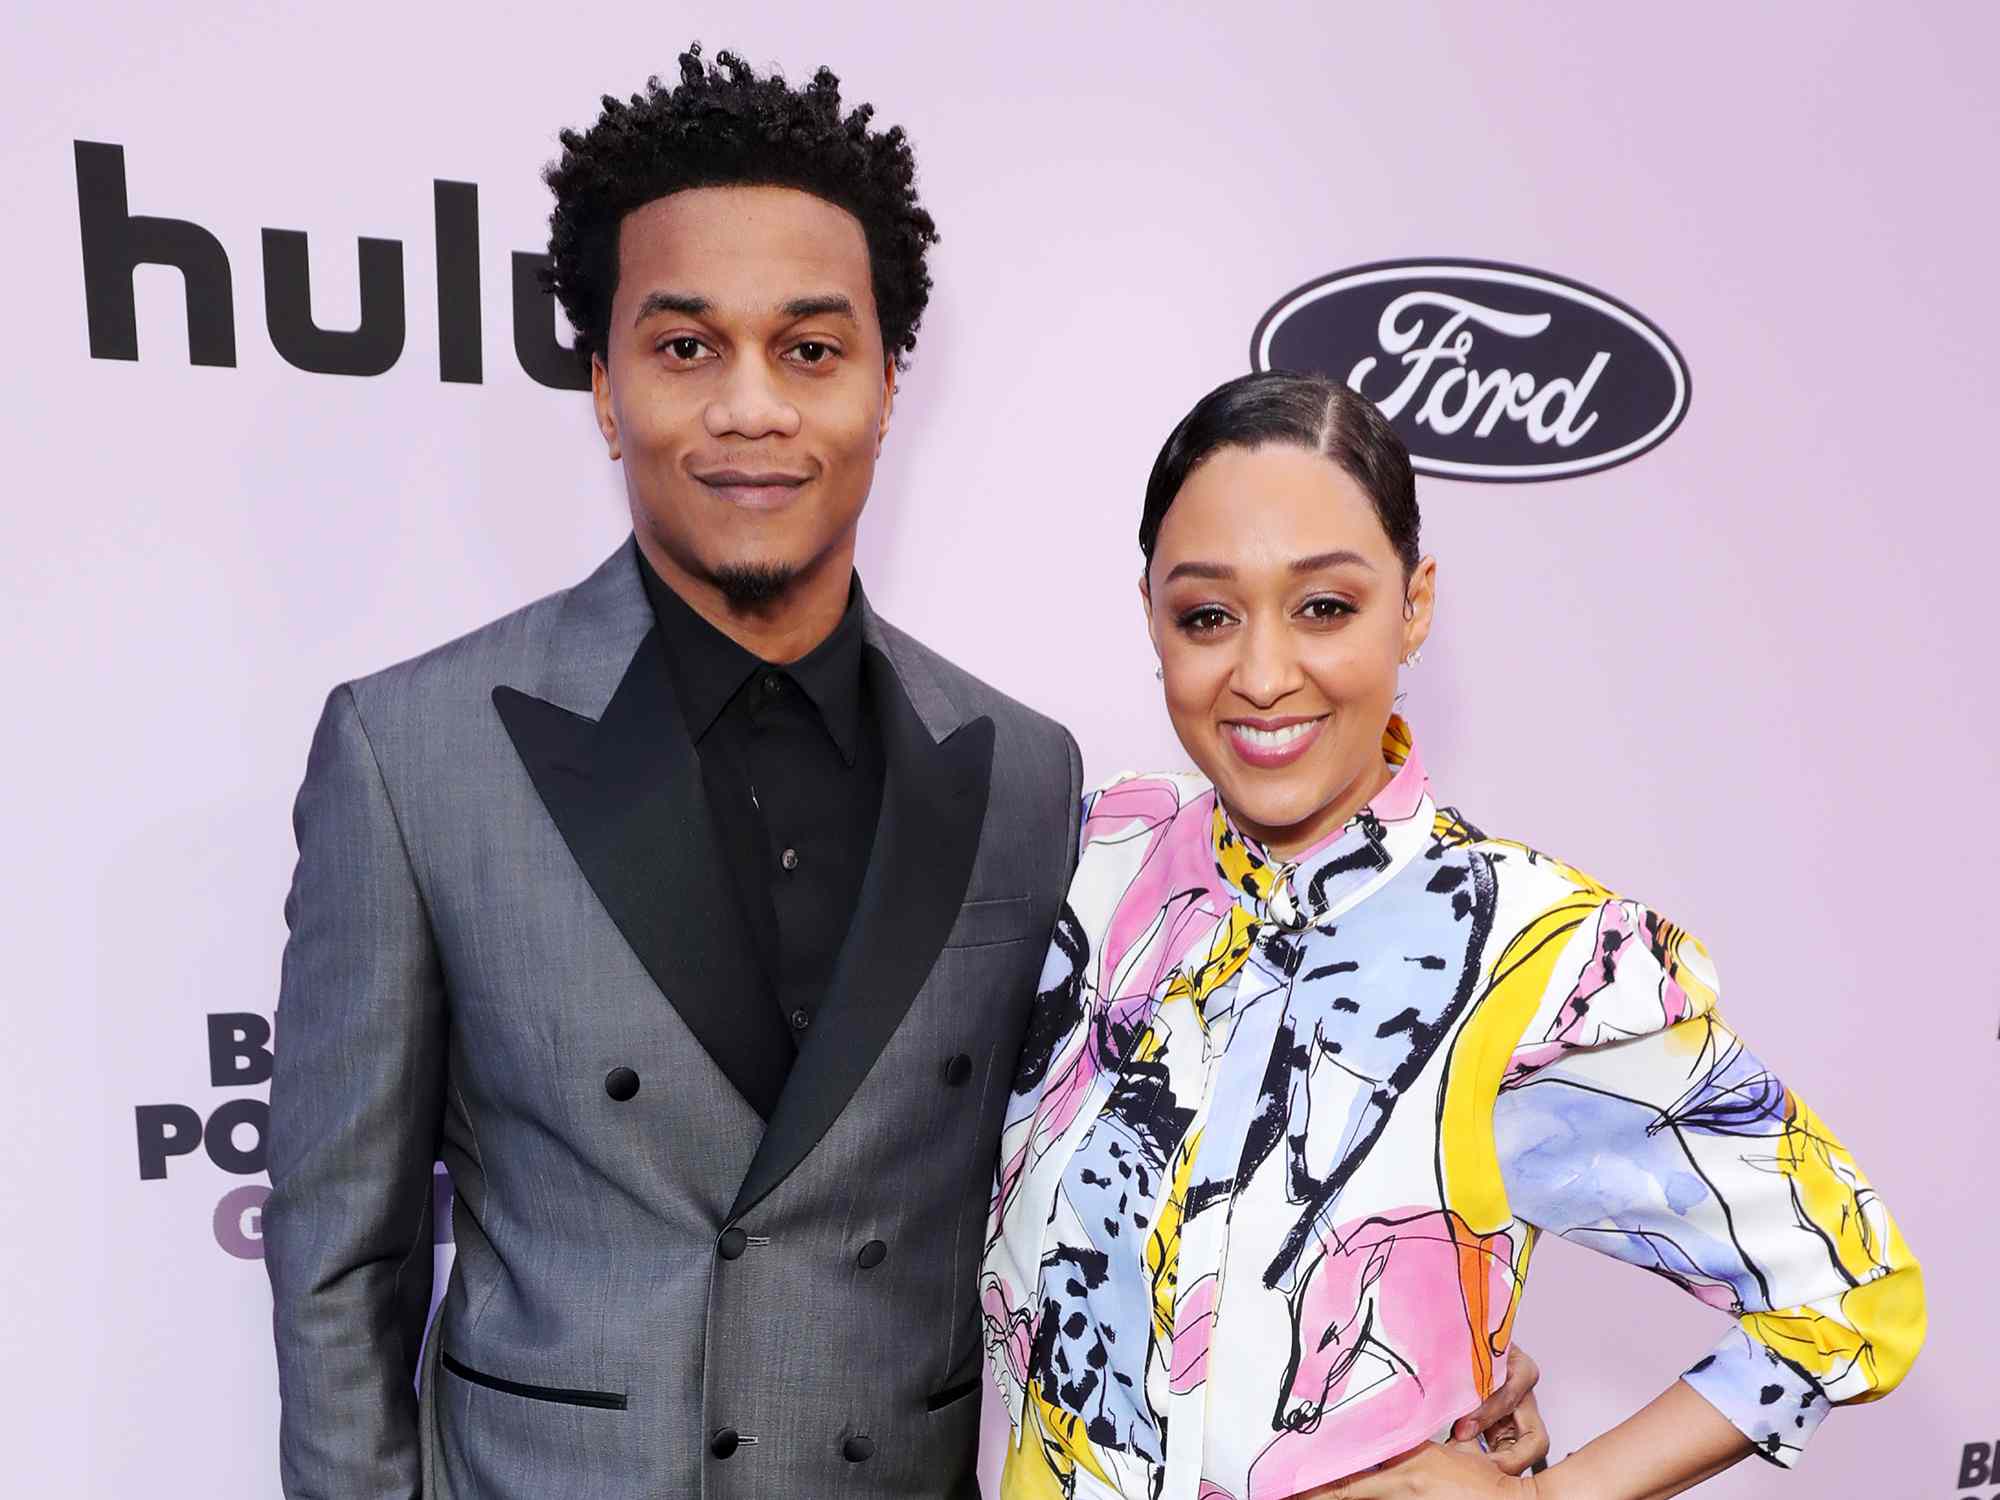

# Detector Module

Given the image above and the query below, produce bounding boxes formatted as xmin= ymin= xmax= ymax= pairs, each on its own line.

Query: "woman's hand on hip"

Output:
xmin=1448 ymin=1343 xmax=1551 ymax=1476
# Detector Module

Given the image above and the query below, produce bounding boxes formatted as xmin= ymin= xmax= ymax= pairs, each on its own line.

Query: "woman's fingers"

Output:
xmin=1487 ymin=1391 xmax=1551 ymax=1477
xmin=1450 ymin=1344 xmax=1543 ymax=1445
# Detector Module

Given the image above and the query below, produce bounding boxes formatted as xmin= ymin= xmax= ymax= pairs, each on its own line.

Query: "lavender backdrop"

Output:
xmin=4 ymin=1 xmax=1992 ymax=1492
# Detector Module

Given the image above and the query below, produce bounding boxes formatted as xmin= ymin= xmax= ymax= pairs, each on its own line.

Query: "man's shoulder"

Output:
xmin=870 ymin=615 xmax=1075 ymax=762
xmin=339 ymin=577 xmax=574 ymax=729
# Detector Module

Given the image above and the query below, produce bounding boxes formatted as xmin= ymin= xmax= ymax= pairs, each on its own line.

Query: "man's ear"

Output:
xmin=877 ymin=359 xmax=897 ymax=454
xmin=591 ymin=352 xmax=620 ymax=461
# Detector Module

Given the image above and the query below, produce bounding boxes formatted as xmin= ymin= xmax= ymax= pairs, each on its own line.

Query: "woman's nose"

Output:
xmin=1228 ymin=618 xmax=1304 ymax=708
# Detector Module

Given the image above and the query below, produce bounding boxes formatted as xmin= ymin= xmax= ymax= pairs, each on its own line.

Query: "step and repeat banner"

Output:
xmin=5 ymin=1 xmax=1994 ymax=1494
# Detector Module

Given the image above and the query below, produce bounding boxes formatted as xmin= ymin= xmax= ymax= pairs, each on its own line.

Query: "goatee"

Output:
xmin=709 ymin=561 xmax=797 ymax=608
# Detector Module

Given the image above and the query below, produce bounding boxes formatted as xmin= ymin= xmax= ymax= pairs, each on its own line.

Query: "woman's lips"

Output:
xmin=1223 ymin=715 xmax=1327 ymax=769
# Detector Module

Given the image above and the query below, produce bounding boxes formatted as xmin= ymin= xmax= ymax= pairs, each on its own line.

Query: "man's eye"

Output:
xmin=661 ymin=337 xmax=706 ymax=361
xmin=792 ymin=341 xmax=834 ymax=364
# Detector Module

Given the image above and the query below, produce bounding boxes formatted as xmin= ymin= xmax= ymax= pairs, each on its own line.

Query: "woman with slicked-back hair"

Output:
xmin=981 ymin=371 xmax=1925 ymax=1500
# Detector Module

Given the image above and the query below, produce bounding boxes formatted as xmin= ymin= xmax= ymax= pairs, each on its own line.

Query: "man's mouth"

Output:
xmin=693 ymin=468 xmax=811 ymax=510
xmin=1222 ymin=714 xmax=1328 ymax=768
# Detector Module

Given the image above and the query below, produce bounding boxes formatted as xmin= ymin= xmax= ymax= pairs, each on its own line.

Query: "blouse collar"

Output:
xmin=1209 ymin=715 xmax=1435 ymax=931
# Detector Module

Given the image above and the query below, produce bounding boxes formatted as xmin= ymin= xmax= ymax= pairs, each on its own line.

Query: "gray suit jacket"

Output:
xmin=265 ymin=543 xmax=1081 ymax=1498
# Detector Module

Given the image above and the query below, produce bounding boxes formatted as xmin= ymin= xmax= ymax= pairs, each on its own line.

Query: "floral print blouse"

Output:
xmin=981 ymin=719 xmax=1923 ymax=1500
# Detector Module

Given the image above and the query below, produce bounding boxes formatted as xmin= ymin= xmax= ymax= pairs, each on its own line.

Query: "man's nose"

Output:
xmin=705 ymin=356 xmax=802 ymax=441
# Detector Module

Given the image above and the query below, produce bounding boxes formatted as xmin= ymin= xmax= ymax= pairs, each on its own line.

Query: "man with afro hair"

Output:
xmin=263 ymin=45 xmax=1077 ymax=1500
xmin=264 ymin=45 xmax=1545 ymax=1499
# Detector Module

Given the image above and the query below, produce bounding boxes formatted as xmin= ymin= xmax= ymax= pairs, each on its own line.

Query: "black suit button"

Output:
xmin=842 ymin=1435 xmax=875 ymax=1463
xmin=856 ymin=1239 xmax=887 ymax=1270
xmin=790 ymin=1008 xmax=812 ymax=1032
xmin=604 ymin=1067 xmax=639 ymax=1102
xmin=717 ymin=1227 xmax=748 ymax=1261
xmin=711 ymin=1428 xmax=740 ymax=1460
xmin=943 ymin=1053 xmax=973 ymax=1087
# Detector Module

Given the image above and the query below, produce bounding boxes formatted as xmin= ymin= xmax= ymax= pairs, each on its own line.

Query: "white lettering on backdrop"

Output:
xmin=1347 ymin=292 xmax=1611 ymax=447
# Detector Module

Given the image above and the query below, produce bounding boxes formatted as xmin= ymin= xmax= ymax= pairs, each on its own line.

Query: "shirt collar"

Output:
xmin=1210 ymin=715 xmax=1435 ymax=931
xmin=634 ymin=542 xmax=868 ymax=764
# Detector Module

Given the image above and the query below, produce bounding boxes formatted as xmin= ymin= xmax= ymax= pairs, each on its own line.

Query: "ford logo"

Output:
xmin=1250 ymin=259 xmax=1690 ymax=482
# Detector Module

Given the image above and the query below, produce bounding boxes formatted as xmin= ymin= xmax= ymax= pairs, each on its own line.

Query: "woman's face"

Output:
xmin=1143 ymin=443 xmax=1434 ymax=859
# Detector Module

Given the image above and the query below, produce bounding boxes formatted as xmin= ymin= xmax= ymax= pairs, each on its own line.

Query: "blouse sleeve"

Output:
xmin=1490 ymin=897 xmax=1925 ymax=1467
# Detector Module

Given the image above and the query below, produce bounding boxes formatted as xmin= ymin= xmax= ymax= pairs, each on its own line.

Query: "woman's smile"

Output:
xmin=1222 ymin=713 xmax=1327 ymax=768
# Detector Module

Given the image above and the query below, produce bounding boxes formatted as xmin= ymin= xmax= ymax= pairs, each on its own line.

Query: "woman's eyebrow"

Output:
xmin=1292 ymin=549 xmax=1373 ymax=573
xmin=1163 ymin=551 xmax=1375 ymax=584
xmin=1163 ymin=560 xmax=1232 ymax=583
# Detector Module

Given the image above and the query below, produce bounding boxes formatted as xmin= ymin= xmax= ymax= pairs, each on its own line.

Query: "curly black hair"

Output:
xmin=542 ymin=45 xmax=939 ymax=370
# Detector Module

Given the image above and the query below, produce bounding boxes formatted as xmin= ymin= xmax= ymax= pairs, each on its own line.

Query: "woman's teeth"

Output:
xmin=1233 ymin=721 xmax=1317 ymax=747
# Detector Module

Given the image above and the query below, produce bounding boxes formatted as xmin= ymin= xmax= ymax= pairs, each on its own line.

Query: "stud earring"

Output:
xmin=1155 ymin=666 xmax=1165 ymax=681
xmin=1402 ymin=647 xmax=1424 ymax=667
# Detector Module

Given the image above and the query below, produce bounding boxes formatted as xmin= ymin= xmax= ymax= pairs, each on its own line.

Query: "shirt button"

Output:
xmin=761 ymin=672 xmax=783 ymax=695
xmin=856 ymin=1239 xmax=887 ymax=1270
xmin=780 ymin=847 xmax=800 ymax=872
xmin=790 ymin=1008 xmax=812 ymax=1032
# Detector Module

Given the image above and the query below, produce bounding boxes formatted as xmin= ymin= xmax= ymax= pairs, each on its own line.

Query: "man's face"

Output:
xmin=592 ymin=185 xmax=893 ymax=609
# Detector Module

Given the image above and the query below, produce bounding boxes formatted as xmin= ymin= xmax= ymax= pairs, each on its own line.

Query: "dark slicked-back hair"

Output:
xmin=543 ymin=44 xmax=939 ymax=369
xmin=1140 ymin=371 xmax=1421 ymax=577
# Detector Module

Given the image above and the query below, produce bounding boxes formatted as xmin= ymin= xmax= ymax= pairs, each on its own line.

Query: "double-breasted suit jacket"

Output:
xmin=266 ymin=542 xmax=1081 ymax=1498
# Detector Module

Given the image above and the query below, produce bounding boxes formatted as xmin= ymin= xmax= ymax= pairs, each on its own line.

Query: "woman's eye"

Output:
xmin=1177 ymin=606 xmax=1233 ymax=634
xmin=1301 ymin=597 xmax=1355 ymax=622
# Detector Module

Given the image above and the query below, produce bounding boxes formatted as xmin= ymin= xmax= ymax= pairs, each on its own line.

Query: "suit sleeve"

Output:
xmin=1063 ymin=729 xmax=1085 ymax=883
xmin=1491 ymin=898 xmax=1925 ymax=1467
xmin=264 ymin=684 xmax=447 ymax=1499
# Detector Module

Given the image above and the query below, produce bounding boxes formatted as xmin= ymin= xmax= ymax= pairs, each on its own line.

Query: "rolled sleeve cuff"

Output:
xmin=1680 ymin=1325 xmax=1832 ymax=1468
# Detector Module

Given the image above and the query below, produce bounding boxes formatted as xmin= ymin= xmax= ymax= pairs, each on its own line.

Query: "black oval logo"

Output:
xmin=1251 ymin=259 xmax=1690 ymax=482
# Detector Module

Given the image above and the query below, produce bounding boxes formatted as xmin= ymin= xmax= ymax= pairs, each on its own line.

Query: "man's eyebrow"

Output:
xmin=632 ymin=291 xmax=710 ymax=324
xmin=631 ymin=292 xmax=857 ymax=326
xmin=780 ymin=294 xmax=858 ymax=321
xmin=1292 ymin=549 xmax=1375 ymax=572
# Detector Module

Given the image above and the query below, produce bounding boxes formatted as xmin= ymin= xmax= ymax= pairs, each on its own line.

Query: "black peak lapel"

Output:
xmin=493 ymin=626 xmax=793 ymax=1119
xmin=729 ymin=647 xmax=995 ymax=1220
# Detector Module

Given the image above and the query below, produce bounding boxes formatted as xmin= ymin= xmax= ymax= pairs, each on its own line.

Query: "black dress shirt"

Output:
xmin=637 ymin=549 xmax=886 ymax=1056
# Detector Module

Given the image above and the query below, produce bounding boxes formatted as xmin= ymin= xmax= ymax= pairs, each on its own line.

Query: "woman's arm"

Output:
xmin=1302 ymin=1381 xmax=1747 ymax=1499
xmin=1491 ymin=900 xmax=1924 ymax=1465
xmin=1537 ymin=1381 xmax=1749 ymax=1499
xmin=1308 ymin=896 xmax=1927 ymax=1500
